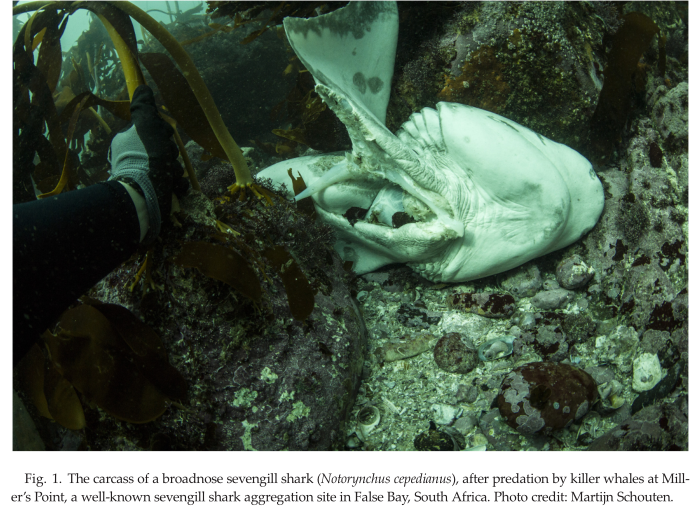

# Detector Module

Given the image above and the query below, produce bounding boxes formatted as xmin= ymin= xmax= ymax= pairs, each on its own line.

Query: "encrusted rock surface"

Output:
xmin=496 ymin=362 xmax=598 ymax=435
xmin=433 ymin=333 xmax=479 ymax=374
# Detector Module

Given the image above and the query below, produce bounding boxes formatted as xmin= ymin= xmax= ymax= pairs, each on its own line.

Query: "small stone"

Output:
xmin=374 ymin=334 xmax=434 ymax=362
xmin=517 ymin=312 xmax=536 ymax=329
xmin=556 ymin=255 xmax=595 ymax=289
xmin=531 ymin=288 xmax=573 ymax=310
xmin=500 ymin=265 xmax=542 ymax=298
xmin=471 ymin=433 xmax=488 ymax=447
xmin=542 ymin=279 xmax=560 ymax=291
xmin=434 ymin=333 xmax=479 ymax=374
xmin=453 ymin=415 xmax=477 ymax=435
xmin=431 ymin=403 xmax=459 ymax=425
xmin=414 ymin=421 xmax=457 ymax=451
xmin=455 ymin=384 xmax=478 ymax=404
xmin=362 ymin=272 xmax=390 ymax=283
xmin=585 ymin=366 xmax=615 ymax=385
xmin=632 ymin=353 xmax=663 ymax=392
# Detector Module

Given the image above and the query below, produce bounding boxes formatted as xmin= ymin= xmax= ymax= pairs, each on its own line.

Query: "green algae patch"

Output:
xmin=232 ymin=387 xmax=258 ymax=408
xmin=286 ymin=401 xmax=310 ymax=422
xmin=241 ymin=420 xmax=258 ymax=450
xmin=260 ymin=367 xmax=278 ymax=384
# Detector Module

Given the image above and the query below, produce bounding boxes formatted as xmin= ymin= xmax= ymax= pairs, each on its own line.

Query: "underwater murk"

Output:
xmin=13 ymin=1 xmax=688 ymax=451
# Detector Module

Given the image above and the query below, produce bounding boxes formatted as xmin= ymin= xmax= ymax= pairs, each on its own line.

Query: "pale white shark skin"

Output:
xmin=258 ymin=2 xmax=604 ymax=282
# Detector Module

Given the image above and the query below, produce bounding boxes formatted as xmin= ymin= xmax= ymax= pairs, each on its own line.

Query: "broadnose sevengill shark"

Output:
xmin=258 ymin=2 xmax=604 ymax=282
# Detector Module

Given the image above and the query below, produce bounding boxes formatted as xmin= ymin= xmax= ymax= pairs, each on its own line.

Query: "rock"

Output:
xmin=199 ymin=162 xmax=235 ymax=198
xmin=531 ymin=288 xmax=573 ymax=310
xmin=593 ymin=325 xmax=639 ymax=374
xmin=12 ymin=390 xmax=44 ymax=451
xmin=652 ymin=82 xmax=688 ymax=149
xmin=631 ymin=362 xmax=684 ymax=414
xmin=556 ymin=255 xmax=595 ymax=289
xmin=542 ymin=279 xmax=561 ymax=291
xmin=446 ymin=292 xmax=516 ymax=318
xmin=374 ymin=334 xmax=434 ymax=363
xmin=588 ymin=400 xmax=688 ymax=451
xmin=516 ymin=312 xmax=537 ymax=329
xmin=431 ymin=403 xmax=460 ymax=425
xmin=453 ymin=415 xmax=477 ymax=436
xmin=585 ymin=366 xmax=616 ymax=386
xmin=500 ymin=265 xmax=542 ymax=298
xmin=455 ymin=384 xmax=479 ymax=404
xmin=639 ymin=330 xmax=674 ymax=366
xmin=496 ymin=362 xmax=598 ymax=435
xmin=414 ymin=421 xmax=458 ymax=450
xmin=534 ymin=324 xmax=569 ymax=362
xmin=632 ymin=353 xmax=664 ymax=392
xmin=433 ymin=333 xmax=479 ymax=374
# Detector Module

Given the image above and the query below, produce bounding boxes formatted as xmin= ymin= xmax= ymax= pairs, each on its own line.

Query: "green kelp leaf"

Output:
xmin=139 ymin=52 xmax=227 ymax=161
xmin=48 ymin=304 xmax=187 ymax=424
xmin=587 ymin=13 xmax=659 ymax=164
xmin=262 ymin=245 xmax=314 ymax=321
xmin=172 ymin=241 xmax=262 ymax=303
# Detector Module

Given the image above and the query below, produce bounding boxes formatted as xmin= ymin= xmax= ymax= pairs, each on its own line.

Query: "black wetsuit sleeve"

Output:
xmin=13 ymin=181 xmax=140 ymax=366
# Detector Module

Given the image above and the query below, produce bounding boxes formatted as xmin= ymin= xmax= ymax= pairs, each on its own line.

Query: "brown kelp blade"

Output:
xmin=262 ymin=245 xmax=314 ymax=321
xmin=47 ymin=304 xmax=187 ymax=424
xmin=587 ymin=13 xmax=659 ymax=164
xmin=38 ymin=94 xmax=90 ymax=198
xmin=17 ymin=341 xmax=86 ymax=430
xmin=35 ymin=10 xmax=68 ymax=93
xmin=89 ymin=303 xmax=188 ymax=403
xmin=140 ymin=52 xmax=228 ymax=161
xmin=58 ymin=90 xmax=132 ymax=125
xmin=172 ymin=241 xmax=262 ymax=303
xmin=79 ymin=1 xmax=139 ymax=59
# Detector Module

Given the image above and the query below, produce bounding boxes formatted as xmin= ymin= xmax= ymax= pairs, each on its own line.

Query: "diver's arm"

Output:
xmin=13 ymin=181 xmax=141 ymax=366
